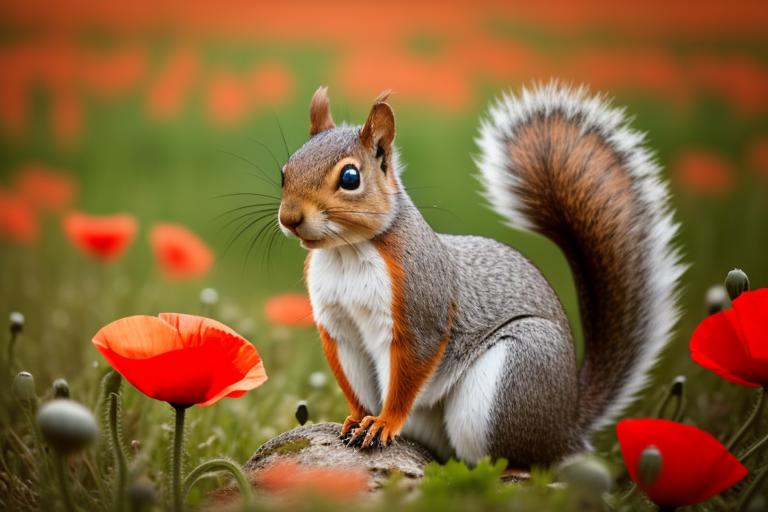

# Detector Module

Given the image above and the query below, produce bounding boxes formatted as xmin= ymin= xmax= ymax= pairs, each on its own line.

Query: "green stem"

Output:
xmin=171 ymin=406 xmax=187 ymax=512
xmin=739 ymin=430 xmax=768 ymax=462
xmin=654 ymin=377 xmax=685 ymax=420
xmin=727 ymin=387 xmax=766 ymax=451
xmin=7 ymin=331 xmax=18 ymax=373
xmin=619 ymin=482 xmax=636 ymax=503
xmin=737 ymin=463 xmax=768 ymax=512
xmin=109 ymin=392 xmax=128 ymax=512
xmin=183 ymin=458 xmax=254 ymax=507
xmin=54 ymin=454 xmax=76 ymax=512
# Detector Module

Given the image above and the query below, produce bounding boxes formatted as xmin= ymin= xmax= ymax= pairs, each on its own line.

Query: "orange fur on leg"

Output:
xmin=351 ymin=245 xmax=450 ymax=448
xmin=318 ymin=325 xmax=369 ymax=435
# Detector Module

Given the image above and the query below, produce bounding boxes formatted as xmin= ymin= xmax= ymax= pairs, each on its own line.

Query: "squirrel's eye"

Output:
xmin=339 ymin=164 xmax=360 ymax=190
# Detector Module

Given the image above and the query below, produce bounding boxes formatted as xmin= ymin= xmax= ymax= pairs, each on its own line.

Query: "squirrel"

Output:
xmin=277 ymin=83 xmax=684 ymax=466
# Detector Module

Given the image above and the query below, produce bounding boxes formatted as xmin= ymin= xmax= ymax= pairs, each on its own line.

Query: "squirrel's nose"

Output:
xmin=279 ymin=211 xmax=304 ymax=233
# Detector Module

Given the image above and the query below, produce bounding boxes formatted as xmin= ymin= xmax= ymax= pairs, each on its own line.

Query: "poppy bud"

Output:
xmin=200 ymin=288 xmax=219 ymax=306
xmin=295 ymin=400 xmax=309 ymax=426
xmin=638 ymin=445 xmax=662 ymax=485
xmin=13 ymin=371 xmax=36 ymax=402
xmin=725 ymin=269 xmax=749 ymax=301
xmin=128 ymin=476 xmax=157 ymax=512
xmin=52 ymin=378 xmax=70 ymax=399
xmin=705 ymin=285 xmax=729 ymax=315
xmin=557 ymin=454 xmax=613 ymax=494
xmin=670 ymin=375 xmax=685 ymax=397
xmin=37 ymin=399 xmax=98 ymax=454
xmin=9 ymin=311 xmax=24 ymax=335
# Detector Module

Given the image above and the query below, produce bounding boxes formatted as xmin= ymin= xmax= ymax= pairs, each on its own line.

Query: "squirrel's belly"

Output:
xmin=306 ymin=243 xmax=394 ymax=413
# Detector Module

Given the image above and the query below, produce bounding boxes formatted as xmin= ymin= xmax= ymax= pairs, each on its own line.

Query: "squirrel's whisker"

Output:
xmin=222 ymin=212 xmax=276 ymax=257
xmin=216 ymin=208 xmax=278 ymax=232
xmin=272 ymin=112 xmax=292 ymax=160
xmin=217 ymin=149 xmax=280 ymax=189
xmin=212 ymin=192 xmax=281 ymax=201
xmin=212 ymin=203 xmax=279 ymax=221
xmin=248 ymin=137 xmax=285 ymax=176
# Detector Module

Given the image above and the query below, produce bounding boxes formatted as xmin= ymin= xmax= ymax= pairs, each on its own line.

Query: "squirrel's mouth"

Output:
xmin=299 ymin=237 xmax=324 ymax=249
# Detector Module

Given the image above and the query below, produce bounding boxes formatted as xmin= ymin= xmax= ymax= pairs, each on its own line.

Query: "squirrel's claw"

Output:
xmin=344 ymin=415 xmax=397 ymax=449
xmin=339 ymin=415 xmax=361 ymax=438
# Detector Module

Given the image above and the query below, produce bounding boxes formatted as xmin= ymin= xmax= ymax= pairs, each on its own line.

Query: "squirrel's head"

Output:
xmin=278 ymin=86 xmax=400 ymax=249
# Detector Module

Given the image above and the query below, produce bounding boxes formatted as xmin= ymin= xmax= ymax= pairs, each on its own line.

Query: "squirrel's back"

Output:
xmin=475 ymin=83 xmax=685 ymax=434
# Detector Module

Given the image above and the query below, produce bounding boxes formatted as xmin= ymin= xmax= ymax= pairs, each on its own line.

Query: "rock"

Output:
xmin=245 ymin=422 xmax=435 ymax=488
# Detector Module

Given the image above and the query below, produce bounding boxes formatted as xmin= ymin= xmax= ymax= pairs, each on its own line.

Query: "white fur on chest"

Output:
xmin=307 ymin=243 xmax=393 ymax=413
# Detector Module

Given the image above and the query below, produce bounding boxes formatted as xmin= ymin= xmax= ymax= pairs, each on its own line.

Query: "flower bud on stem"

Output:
xmin=725 ymin=269 xmax=750 ymax=301
xmin=654 ymin=376 xmax=686 ymax=422
xmin=7 ymin=312 xmax=24 ymax=374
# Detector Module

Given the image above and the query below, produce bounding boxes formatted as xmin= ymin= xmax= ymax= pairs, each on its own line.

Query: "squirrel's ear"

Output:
xmin=360 ymin=91 xmax=395 ymax=153
xmin=309 ymin=86 xmax=335 ymax=136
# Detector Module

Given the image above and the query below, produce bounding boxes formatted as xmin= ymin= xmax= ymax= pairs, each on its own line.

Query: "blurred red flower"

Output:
xmin=264 ymin=293 xmax=314 ymax=326
xmin=93 ymin=313 xmax=267 ymax=407
xmin=250 ymin=61 xmax=294 ymax=106
xmin=617 ymin=419 xmax=747 ymax=507
xmin=690 ymin=288 xmax=768 ymax=387
xmin=150 ymin=222 xmax=214 ymax=279
xmin=255 ymin=460 xmax=368 ymax=498
xmin=207 ymin=72 xmax=249 ymax=125
xmin=0 ymin=190 xmax=38 ymax=244
xmin=673 ymin=149 xmax=734 ymax=196
xmin=748 ymin=135 xmax=768 ymax=177
xmin=81 ymin=46 xmax=146 ymax=99
xmin=14 ymin=164 xmax=77 ymax=212
xmin=146 ymin=48 xmax=200 ymax=120
xmin=63 ymin=212 xmax=137 ymax=261
xmin=51 ymin=90 xmax=83 ymax=145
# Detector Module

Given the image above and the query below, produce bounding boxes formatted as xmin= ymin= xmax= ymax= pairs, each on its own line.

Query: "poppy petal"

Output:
xmin=690 ymin=310 xmax=763 ymax=387
xmin=731 ymin=289 xmax=768 ymax=361
xmin=617 ymin=419 xmax=747 ymax=507
xmin=94 ymin=315 xmax=184 ymax=359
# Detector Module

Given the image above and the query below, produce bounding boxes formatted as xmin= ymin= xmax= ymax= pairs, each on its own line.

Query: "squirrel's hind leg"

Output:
xmin=444 ymin=317 xmax=583 ymax=467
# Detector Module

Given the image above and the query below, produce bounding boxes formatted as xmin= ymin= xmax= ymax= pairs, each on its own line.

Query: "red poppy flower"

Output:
xmin=14 ymin=164 xmax=77 ymax=212
xmin=0 ymin=191 xmax=38 ymax=243
xmin=150 ymin=223 xmax=214 ymax=279
xmin=255 ymin=460 xmax=368 ymax=498
xmin=63 ymin=212 xmax=137 ymax=261
xmin=690 ymin=288 xmax=768 ymax=387
xmin=92 ymin=313 xmax=267 ymax=407
xmin=673 ymin=149 xmax=733 ymax=197
xmin=264 ymin=293 xmax=314 ymax=326
xmin=617 ymin=419 xmax=747 ymax=507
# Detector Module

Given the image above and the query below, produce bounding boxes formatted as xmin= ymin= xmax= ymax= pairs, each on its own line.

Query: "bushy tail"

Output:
xmin=475 ymin=82 xmax=685 ymax=434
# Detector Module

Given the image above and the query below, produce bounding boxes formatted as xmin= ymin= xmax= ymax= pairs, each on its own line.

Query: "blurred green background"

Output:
xmin=1 ymin=2 xmax=768 ymax=503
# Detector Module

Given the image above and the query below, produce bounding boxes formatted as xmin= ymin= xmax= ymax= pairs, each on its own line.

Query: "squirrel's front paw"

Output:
xmin=345 ymin=415 xmax=400 ymax=449
xmin=339 ymin=414 xmax=362 ymax=438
